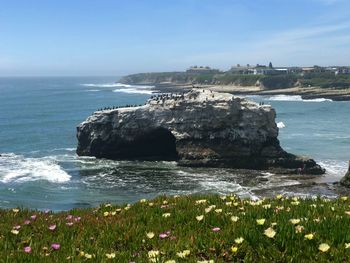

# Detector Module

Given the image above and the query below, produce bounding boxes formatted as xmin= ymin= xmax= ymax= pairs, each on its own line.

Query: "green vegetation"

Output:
xmin=2 ymin=195 xmax=350 ymax=262
xmin=120 ymin=71 xmax=350 ymax=90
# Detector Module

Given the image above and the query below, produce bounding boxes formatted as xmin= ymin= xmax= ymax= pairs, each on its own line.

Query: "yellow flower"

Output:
xmin=234 ymin=237 xmax=244 ymax=244
xmin=289 ymin=219 xmax=301 ymax=225
xmin=233 ymin=202 xmax=239 ymax=207
xmin=231 ymin=246 xmax=238 ymax=253
xmin=164 ymin=260 xmax=176 ymax=263
xmin=103 ymin=211 xmax=109 ymax=217
xmin=231 ymin=216 xmax=239 ymax=222
xmin=12 ymin=208 xmax=19 ymax=213
xmin=263 ymin=204 xmax=271 ymax=209
xmin=148 ymin=202 xmax=154 ymax=207
xmin=140 ymin=199 xmax=147 ymax=203
xmin=291 ymin=201 xmax=300 ymax=206
xmin=163 ymin=200 xmax=168 ymax=205
xmin=256 ymin=219 xmax=266 ymax=225
xmin=196 ymin=215 xmax=204 ymax=221
xmin=197 ymin=260 xmax=214 ymax=263
xmin=11 ymin=229 xmax=19 ymax=235
xmin=264 ymin=227 xmax=276 ymax=238
xmin=177 ymin=250 xmax=190 ymax=258
xmin=104 ymin=203 xmax=112 ymax=207
xmin=304 ymin=233 xmax=314 ymax=240
xmin=80 ymin=251 xmax=85 ymax=256
xmin=148 ymin=250 xmax=159 ymax=258
xmin=295 ymin=225 xmax=304 ymax=233
xmin=220 ymin=195 xmax=227 ymax=200
xmin=84 ymin=253 xmax=93 ymax=259
xmin=146 ymin=232 xmax=155 ymax=239
xmin=162 ymin=213 xmax=171 ymax=218
xmin=195 ymin=199 xmax=207 ymax=204
xmin=215 ymin=209 xmax=222 ymax=213
xmin=276 ymin=194 xmax=283 ymax=200
xmin=105 ymin=253 xmax=116 ymax=259
xmin=111 ymin=211 xmax=116 ymax=216
xmin=115 ymin=208 xmax=122 ymax=212
xmin=225 ymin=202 xmax=232 ymax=206
xmin=318 ymin=243 xmax=330 ymax=252
xmin=341 ymin=196 xmax=348 ymax=201
xmin=345 ymin=243 xmax=350 ymax=249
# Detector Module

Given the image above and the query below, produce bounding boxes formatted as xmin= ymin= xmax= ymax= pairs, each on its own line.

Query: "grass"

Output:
xmin=2 ymin=195 xmax=350 ymax=262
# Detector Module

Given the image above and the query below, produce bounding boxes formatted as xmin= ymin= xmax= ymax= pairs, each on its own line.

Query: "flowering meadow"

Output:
xmin=1 ymin=195 xmax=350 ymax=262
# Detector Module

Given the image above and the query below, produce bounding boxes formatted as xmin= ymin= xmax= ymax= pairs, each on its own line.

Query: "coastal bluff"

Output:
xmin=76 ymin=89 xmax=324 ymax=174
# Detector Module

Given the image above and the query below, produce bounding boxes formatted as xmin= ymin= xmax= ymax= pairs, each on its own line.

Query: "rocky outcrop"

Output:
xmin=340 ymin=161 xmax=350 ymax=187
xmin=76 ymin=89 xmax=325 ymax=174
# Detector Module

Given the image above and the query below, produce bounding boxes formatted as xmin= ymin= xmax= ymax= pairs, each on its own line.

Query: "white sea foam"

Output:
xmin=277 ymin=121 xmax=286 ymax=129
xmin=81 ymin=83 xmax=156 ymax=94
xmin=112 ymin=88 xmax=154 ymax=95
xmin=0 ymin=153 xmax=71 ymax=183
xmin=268 ymin=95 xmax=332 ymax=102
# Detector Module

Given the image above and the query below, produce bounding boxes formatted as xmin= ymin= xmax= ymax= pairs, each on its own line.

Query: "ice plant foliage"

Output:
xmin=1 ymin=195 xmax=350 ymax=262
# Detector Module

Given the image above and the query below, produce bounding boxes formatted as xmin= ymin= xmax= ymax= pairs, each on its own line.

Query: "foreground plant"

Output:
xmin=1 ymin=194 xmax=350 ymax=262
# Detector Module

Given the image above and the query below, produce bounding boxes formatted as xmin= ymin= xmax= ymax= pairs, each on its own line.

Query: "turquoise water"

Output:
xmin=0 ymin=77 xmax=349 ymax=210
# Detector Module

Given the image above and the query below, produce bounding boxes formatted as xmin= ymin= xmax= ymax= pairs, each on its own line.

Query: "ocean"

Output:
xmin=0 ymin=77 xmax=349 ymax=210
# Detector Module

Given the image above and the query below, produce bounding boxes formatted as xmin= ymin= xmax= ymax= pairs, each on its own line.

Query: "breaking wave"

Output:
xmin=268 ymin=95 xmax=332 ymax=102
xmin=0 ymin=153 xmax=71 ymax=183
xmin=81 ymin=83 xmax=156 ymax=95
xmin=277 ymin=121 xmax=286 ymax=129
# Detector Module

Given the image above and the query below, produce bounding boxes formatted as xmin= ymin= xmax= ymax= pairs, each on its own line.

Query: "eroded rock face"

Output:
xmin=76 ymin=89 xmax=325 ymax=174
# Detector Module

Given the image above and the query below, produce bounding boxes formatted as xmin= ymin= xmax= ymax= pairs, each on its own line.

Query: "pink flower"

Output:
xmin=30 ymin=215 xmax=37 ymax=220
xmin=51 ymin=243 xmax=60 ymax=250
xmin=74 ymin=216 xmax=81 ymax=222
xmin=48 ymin=224 xmax=56 ymax=231
xmin=24 ymin=246 xmax=32 ymax=253
xmin=170 ymin=236 xmax=177 ymax=240
xmin=23 ymin=220 xmax=31 ymax=225
xmin=66 ymin=215 xmax=73 ymax=220
xmin=14 ymin=225 xmax=21 ymax=230
xmin=159 ymin=233 xmax=168 ymax=239
xmin=212 ymin=227 xmax=221 ymax=232
xmin=66 ymin=222 xmax=74 ymax=226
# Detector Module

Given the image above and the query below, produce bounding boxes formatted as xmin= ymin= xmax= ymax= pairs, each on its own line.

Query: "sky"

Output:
xmin=1 ymin=0 xmax=350 ymax=76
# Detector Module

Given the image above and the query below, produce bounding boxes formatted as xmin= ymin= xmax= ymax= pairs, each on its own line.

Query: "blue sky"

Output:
xmin=1 ymin=0 xmax=350 ymax=76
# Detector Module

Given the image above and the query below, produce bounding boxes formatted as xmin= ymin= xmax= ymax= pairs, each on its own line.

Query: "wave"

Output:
xmin=81 ymin=83 xmax=155 ymax=89
xmin=112 ymin=88 xmax=155 ymax=95
xmin=267 ymin=95 xmax=332 ymax=102
xmin=0 ymin=153 xmax=71 ymax=183
xmin=277 ymin=121 xmax=286 ymax=129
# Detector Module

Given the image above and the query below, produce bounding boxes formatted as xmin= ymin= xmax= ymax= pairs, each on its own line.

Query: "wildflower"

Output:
xmin=30 ymin=214 xmax=37 ymax=220
xmin=51 ymin=243 xmax=60 ymax=250
xmin=196 ymin=199 xmax=207 ymax=204
xmin=263 ymin=204 xmax=271 ymax=209
xmin=146 ymin=232 xmax=155 ymax=239
xmin=235 ymin=237 xmax=244 ymax=244
xmin=264 ymin=227 xmax=276 ymax=238
xmin=276 ymin=194 xmax=283 ymax=200
xmin=256 ymin=219 xmax=266 ymax=225
xmin=331 ymin=207 xmax=335 ymax=211
xmin=289 ymin=219 xmax=301 ymax=225
xmin=111 ymin=211 xmax=116 ymax=216
xmin=165 ymin=260 xmax=176 ymax=263
xmin=13 ymin=225 xmax=21 ymax=230
xmin=148 ymin=250 xmax=159 ymax=257
xmin=233 ymin=202 xmax=239 ymax=206
xmin=310 ymin=204 xmax=317 ymax=208
xmin=11 ymin=229 xmax=19 ymax=235
xmin=85 ymin=253 xmax=93 ymax=259
xmin=225 ymin=201 xmax=232 ymax=206
xmin=318 ymin=243 xmax=330 ymax=252
xmin=24 ymin=246 xmax=32 ymax=253
xmin=231 ymin=216 xmax=239 ymax=222
xmin=66 ymin=215 xmax=73 ymax=220
xmin=159 ymin=233 xmax=168 ymax=239
xmin=220 ymin=195 xmax=227 ymax=200
xmin=48 ymin=224 xmax=56 ymax=231
xmin=148 ymin=202 xmax=154 ymax=207
xmin=197 ymin=260 xmax=214 ymax=263
xmin=215 ymin=209 xmax=222 ymax=213
xmin=341 ymin=196 xmax=348 ymax=201
xmin=106 ymin=253 xmax=116 ymax=259
xmin=24 ymin=220 xmax=31 ymax=225
xmin=140 ymin=199 xmax=147 ymax=203
xmin=66 ymin=222 xmax=74 ymax=227
xmin=205 ymin=207 xmax=212 ymax=213
xmin=12 ymin=208 xmax=19 ymax=213
xmin=196 ymin=215 xmax=204 ymax=221
xmin=291 ymin=201 xmax=300 ymax=206
xmin=305 ymin=233 xmax=314 ymax=240
xmin=295 ymin=225 xmax=304 ymax=233
xmin=271 ymin=222 xmax=277 ymax=226
xmin=177 ymin=250 xmax=190 ymax=258
xmin=231 ymin=246 xmax=238 ymax=253
xmin=105 ymin=203 xmax=112 ymax=207
xmin=162 ymin=213 xmax=171 ymax=218
xmin=345 ymin=211 xmax=350 ymax=216
xmin=345 ymin=243 xmax=350 ymax=249
xmin=103 ymin=211 xmax=109 ymax=217
xmin=212 ymin=227 xmax=220 ymax=232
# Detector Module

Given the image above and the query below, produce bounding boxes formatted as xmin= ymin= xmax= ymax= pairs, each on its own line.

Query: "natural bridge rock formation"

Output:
xmin=76 ymin=89 xmax=325 ymax=174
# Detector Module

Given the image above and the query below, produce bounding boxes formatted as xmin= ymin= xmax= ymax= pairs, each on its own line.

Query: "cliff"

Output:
xmin=340 ymin=161 xmax=350 ymax=187
xmin=76 ymin=89 xmax=324 ymax=174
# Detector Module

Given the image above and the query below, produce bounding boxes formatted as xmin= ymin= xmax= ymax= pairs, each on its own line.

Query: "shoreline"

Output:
xmin=149 ymin=83 xmax=350 ymax=101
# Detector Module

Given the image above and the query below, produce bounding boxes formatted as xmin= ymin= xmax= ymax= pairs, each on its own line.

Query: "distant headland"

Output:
xmin=119 ymin=63 xmax=350 ymax=101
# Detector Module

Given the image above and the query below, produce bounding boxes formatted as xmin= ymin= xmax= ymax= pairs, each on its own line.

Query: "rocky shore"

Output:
xmin=340 ymin=161 xmax=350 ymax=187
xmin=76 ymin=89 xmax=324 ymax=174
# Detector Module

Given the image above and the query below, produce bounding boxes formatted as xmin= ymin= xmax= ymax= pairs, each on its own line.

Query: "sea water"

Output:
xmin=0 ymin=77 xmax=349 ymax=210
